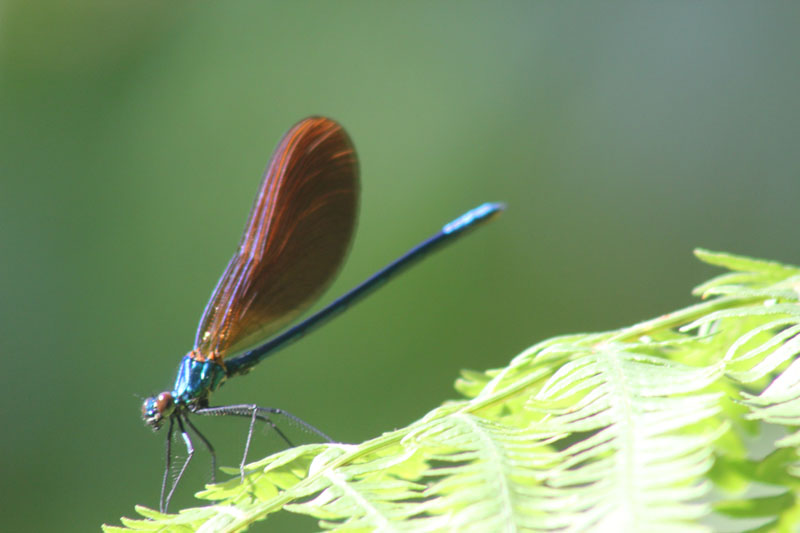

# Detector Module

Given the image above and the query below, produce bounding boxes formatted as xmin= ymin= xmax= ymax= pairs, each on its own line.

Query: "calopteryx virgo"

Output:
xmin=141 ymin=116 xmax=504 ymax=512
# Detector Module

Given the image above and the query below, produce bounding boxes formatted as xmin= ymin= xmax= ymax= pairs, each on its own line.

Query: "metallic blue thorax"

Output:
xmin=171 ymin=355 xmax=227 ymax=406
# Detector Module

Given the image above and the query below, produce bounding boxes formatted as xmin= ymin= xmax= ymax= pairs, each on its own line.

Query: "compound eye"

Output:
xmin=156 ymin=392 xmax=175 ymax=416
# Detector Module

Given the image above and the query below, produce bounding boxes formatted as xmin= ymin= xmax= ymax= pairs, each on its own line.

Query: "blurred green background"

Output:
xmin=1 ymin=2 xmax=799 ymax=531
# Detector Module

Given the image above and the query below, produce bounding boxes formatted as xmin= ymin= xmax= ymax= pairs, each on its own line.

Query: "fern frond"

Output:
xmin=106 ymin=249 xmax=800 ymax=532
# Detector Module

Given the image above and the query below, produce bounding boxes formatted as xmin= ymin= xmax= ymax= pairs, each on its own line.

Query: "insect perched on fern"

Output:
xmin=136 ymin=116 xmax=505 ymax=515
xmin=108 ymin=249 xmax=800 ymax=532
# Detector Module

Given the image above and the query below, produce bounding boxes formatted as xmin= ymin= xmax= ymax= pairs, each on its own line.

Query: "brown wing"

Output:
xmin=193 ymin=117 xmax=359 ymax=361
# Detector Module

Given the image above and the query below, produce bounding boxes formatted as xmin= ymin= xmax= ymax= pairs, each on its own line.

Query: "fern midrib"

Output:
xmin=603 ymin=347 xmax=637 ymax=529
xmin=324 ymin=468 xmax=396 ymax=531
xmin=453 ymin=413 xmax=516 ymax=532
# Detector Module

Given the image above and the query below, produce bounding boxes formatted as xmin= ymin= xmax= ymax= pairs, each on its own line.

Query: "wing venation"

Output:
xmin=193 ymin=117 xmax=359 ymax=361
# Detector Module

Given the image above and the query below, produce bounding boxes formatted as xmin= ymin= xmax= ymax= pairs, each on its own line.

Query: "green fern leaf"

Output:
xmin=105 ymin=249 xmax=800 ymax=532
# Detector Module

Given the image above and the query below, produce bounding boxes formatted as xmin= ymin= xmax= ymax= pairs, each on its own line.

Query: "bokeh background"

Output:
xmin=2 ymin=2 xmax=799 ymax=531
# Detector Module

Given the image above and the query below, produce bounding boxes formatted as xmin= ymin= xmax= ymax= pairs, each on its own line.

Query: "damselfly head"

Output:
xmin=142 ymin=392 xmax=175 ymax=430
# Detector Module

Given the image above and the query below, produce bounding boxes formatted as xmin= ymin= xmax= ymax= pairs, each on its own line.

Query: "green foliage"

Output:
xmin=106 ymin=249 xmax=800 ymax=532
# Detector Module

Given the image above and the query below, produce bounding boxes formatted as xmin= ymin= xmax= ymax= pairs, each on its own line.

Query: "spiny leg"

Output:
xmin=160 ymin=417 xmax=175 ymax=513
xmin=238 ymin=406 xmax=297 ymax=479
xmin=254 ymin=406 xmax=333 ymax=443
xmin=182 ymin=415 xmax=217 ymax=484
xmin=197 ymin=404 xmax=334 ymax=442
xmin=198 ymin=404 xmax=291 ymax=480
xmin=195 ymin=404 xmax=333 ymax=479
xmin=164 ymin=415 xmax=195 ymax=513
xmin=242 ymin=407 xmax=258 ymax=481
